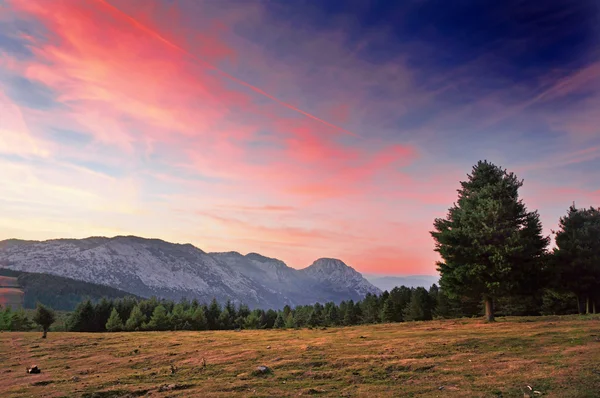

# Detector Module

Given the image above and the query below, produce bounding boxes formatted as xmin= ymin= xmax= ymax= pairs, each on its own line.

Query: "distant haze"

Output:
xmin=364 ymin=275 xmax=440 ymax=292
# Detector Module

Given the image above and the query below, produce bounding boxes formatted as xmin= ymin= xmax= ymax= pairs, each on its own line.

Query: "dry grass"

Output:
xmin=1 ymin=315 xmax=599 ymax=397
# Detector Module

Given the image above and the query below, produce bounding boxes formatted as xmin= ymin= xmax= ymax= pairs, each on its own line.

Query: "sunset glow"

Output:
xmin=1 ymin=0 xmax=599 ymax=275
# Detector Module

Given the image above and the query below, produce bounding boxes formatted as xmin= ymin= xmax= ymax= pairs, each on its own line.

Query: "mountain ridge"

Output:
xmin=0 ymin=235 xmax=381 ymax=309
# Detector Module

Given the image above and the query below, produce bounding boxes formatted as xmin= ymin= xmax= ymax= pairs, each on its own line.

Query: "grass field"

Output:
xmin=1 ymin=316 xmax=599 ymax=397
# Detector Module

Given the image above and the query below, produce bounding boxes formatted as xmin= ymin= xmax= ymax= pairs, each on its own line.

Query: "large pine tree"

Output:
xmin=553 ymin=205 xmax=600 ymax=314
xmin=431 ymin=160 xmax=549 ymax=321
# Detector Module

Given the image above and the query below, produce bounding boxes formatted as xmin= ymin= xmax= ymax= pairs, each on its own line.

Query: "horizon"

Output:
xmin=1 ymin=0 xmax=599 ymax=275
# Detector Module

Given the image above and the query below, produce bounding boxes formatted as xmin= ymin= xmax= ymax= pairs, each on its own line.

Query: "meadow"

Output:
xmin=1 ymin=316 xmax=599 ymax=397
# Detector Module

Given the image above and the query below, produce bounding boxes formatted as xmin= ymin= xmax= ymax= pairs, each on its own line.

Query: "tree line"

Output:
xmin=0 ymin=280 xmax=588 ymax=334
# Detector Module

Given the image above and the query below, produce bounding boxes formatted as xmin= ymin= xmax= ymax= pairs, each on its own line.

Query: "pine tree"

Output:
xmin=245 ymin=312 xmax=260 ymax=329
xmin=190 ymin=306 xmax=208 ymax=330
xmin=147 ymin=305 xmax=170 ymax=331
xmin=273 ymin=312 xmax=285 ymax=328
xmin=326 ymin=303 xmax=340 ymax=326
xmin=343 ymin=300 xmax=357 ymax=325
xmin=284 ymin=313 xmax=295 ymax=328
xmin=207 ymin=298 xmax=221 ymax=330
xmin=264 ymin=309 xmax=278 ymax=329
xmin=68 ymin=299 xmax=95 ymax=332
xmin=170 ymin=303 xmax=187 ymax=330
xmin=11 ymin=309 xmax=32 ymax=331
xmin=218 ymin=308 xmax=233 ymax=330
xmin=431 ymin=160 xmax=549 ymax=322
xmin=106 ymin=308 xmax=124 ymax=332
xmin=403 ymin=288 xmax=432 ymax=321
xmin=125 ymin=304 xmax=147 ymax=331
xmin=0 ymin=306 xmax=11 ymax=331
xmin=553 ymin=206 xmax=600 ymax=313
xmin=434 ymin=289 xmax=452 ymax=318
xmin=361 ymin=293 xmax=380 ymax=324
xmin=381 ymin=299 xmax=396 ymax=323
xmin=93 ymin=298 xmax=113 ymax=332
xmin=33 ymin=303 xmax=56 ymax=338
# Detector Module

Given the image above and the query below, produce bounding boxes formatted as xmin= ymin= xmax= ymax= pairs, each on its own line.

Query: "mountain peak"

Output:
xmin=302 ymin=258 xmax=381 ymax=296
xmin=0 ymin=235 xmax=380 ymax=308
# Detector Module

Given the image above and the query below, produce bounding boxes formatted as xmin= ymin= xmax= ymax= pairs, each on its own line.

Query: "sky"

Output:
xmin=1 ymin=0 xmax=599 ymax=276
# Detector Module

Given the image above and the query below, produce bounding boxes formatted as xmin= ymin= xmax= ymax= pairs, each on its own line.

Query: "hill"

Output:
xmin=0 ymin=236 xmax=380 ymax=308
xmin=2 ymin=316 xmax=599 ymax=397
xmin=0 ymin=268 xmax=140 ymax=311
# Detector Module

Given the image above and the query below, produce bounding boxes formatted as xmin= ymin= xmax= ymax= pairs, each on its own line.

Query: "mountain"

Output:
xmin=0 ymin=268 xmax=139 ymax=311
xmin=364 ymin=274 xmax=440 ymax=292
xmin=0 ymin=236 xmax=380 ymax=309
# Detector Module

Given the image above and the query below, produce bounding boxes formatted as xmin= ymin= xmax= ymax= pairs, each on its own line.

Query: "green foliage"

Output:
xmin=403 ymin=287 xmax=433 ymax=321
xmin=273 ymin=312 xmax=285 ymax=328
xmin=125 ymin=304 xmax=147 ymax=331
xmin=11 ymin=308 xmax=33 ymax=331
xmin=207 ymin=298 xmax=221 ymax=330
xmin=33 ymin=303 xmax=56 ymax=332
xmin=67 ymin=299 xmax=95 ymax=332
xmin=146 ymin=305 xmax=170 ymax=331
xmin=381 ymin=298 xmax=396 ymax=323
xmin=0 ymin=306 xmax=12 ymax=331
xmin=431 ymin=160 xmax=549 ymax=320
xmin=105 ymin=308 xmax=124 ymax=332
xmin=553 ymin=206 xmax=600 ymax=313
xmin=190 ymin=306 xmax=208 ymax=330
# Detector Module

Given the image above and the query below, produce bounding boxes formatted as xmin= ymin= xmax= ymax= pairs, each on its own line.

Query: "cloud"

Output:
xmin=1 ymin=0 xmax=598 ymax=276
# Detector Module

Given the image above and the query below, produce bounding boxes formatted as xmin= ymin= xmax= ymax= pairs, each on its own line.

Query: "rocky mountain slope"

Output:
xmin=0 ymin=236 xmax=381 ymax=309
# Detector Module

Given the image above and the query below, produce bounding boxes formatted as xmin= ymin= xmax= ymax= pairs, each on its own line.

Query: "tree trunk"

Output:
xmin=42 ymin=328 xmax=47 ymax=339
xmin=586 ymin=297 xmax=590 ymax=315
xmin=484 ymin=297 xmax=495 ymax=322
xmin=594 ymin=301 xmax=597 ymax=314
xmin=576 ymin=295 xmax=582 ymax=314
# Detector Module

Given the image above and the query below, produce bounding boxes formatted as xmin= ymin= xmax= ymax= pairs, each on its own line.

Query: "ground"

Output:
xmin=1 ymin=316 xmax=599 ymax=397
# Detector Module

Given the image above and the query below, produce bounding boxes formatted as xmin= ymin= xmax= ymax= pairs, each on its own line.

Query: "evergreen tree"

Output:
xmin=218 ymin=308 xmax=233 ymax=330
xmin=326 ymin=303 xmax=340 ymax=326
xmin=190 ymin=306 xmax=208 ymax=330
xmin=93 ymin=298 xmax=113 ymax=332
xmin=245 ymin=311 xmax=260 ymax=329
xmin=428 ymin=284 xmax=439 ymax=313
xmin=403 ymin=288 xmax=433 ymax=321
xmin=553 ymin=206 xmax=600 ymax=313
xmin=0 ymin=306 xmax=11 ymax=331
xmin=273 ymin=312 xmax=285 ymax=328
xmin=434 ymin=289 xmax=452 ymax=318
xmin=105 ymin=307 xmax=124 ymax=332
xmin=431 ymin=160 xmax=549 ymax=321
xmin=283 ymin=305 xmax=292 ymax=318
xmin=68 ymin=299 xmax=95 ymax=332
xmin=171 ymin=303 xmax=188 ymax=330
xmin=207 ymin=298 xmax=221 ymax=330
xmin=11 ymin=309 xmax=32 ymax=331
xmin=284 ymin=312 xmax=295 ymax=328
xmin=381 ymin=298 xmax=396 ymax=323
xmin=264 ymin=309 xmax=278 ymax=329
xmin=388 ymin=286 xmax=412 ymax=322
xmin=33 ymin=303 xmax=56 ymax=338
xmin=147 ymin=305 xmax=170 ymax=331
xmin=343 ymin=300 xmax=357 ymax=325
xmin=361 ymin=293 xmax=380 ymax=324
xmin=308 ymin=309 xmax=322 ymax=327
xmin=125 ymin=304 xmax=146 ymax=331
